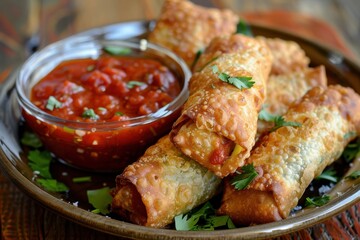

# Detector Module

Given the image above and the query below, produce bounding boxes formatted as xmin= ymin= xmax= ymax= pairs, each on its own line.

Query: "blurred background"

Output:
xmin=1 ymin=0 xmax=360 ymax=83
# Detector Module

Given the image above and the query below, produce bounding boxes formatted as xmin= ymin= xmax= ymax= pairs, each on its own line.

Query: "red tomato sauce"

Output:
xmin=24 ymin=54 xmax=183 ymax=171
xmin=31 ymin=55 xmax=181 ymax=122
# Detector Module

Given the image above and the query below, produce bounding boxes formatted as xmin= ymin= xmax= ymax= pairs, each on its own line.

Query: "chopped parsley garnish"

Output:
xmin=231 ymin=164 xmax=258 ymax=190
xmin=21 ymin=131 xmax=43 ymax=148
xmin=46 ymin=96 xmax=62 ymax=111
xmin=235 ymin=20 xmax=253 ymax=36
xmin=305 ymin=195 xmax=330 ymax=207
xmin=115 ymin=111 xmax=124 ymax=116
xmin=103 ymin=46 xmax=132 ymax=55
xmin=82 ymin=109 xmax=99 ymax=120
xmin=345 ymin=170 xmax=360 ymax=180
xmin=73 ymin=176 xmax=92 ymax=183
xmin=175 ymin=202 xmax=235 ymax=231
xmin=36 ymin=179 xmax=69 ymax=192
xmin=87 ymin=187 xmax=113 ymax=215
xmin=86 ymin=65 xmax=95 ymax=71
xmin=342 ymin=138 xmax=360 ymax=163
xmin=315 ymin=169 xmax=338 ymax=183
xmin=211 ymin=65 xmax=254 ymax=90
xmin=126 ymin=80 xmax=146 ymax=89
xmin=258 ymin=107 xmax=277 ymax=122
xmin=271 ymin=116 xmax=302 ymax=131
xmin=191 ymin=49 xmax=203 ymax=70
xmin=28 ymin=150 xmax=53 ymax=179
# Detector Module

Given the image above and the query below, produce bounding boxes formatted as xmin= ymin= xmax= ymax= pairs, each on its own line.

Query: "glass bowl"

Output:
xmin=16 ymin=37 xmax=190 ymax=172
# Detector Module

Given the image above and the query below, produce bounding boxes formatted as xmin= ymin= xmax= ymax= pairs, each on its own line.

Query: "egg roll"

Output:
xmin=256 ymin=37 xmax=310 ymax=75
xmin=218 ymin=85 xmax=360 ymax=225
xmin=148 ymin=0 xmax=239 ymax=68
xmin=170 ymin=34 xmax=273 ymax=177
xmin=257 ymin=65 xmax=327 ymax=136
xmin=111 ymin=135 xmax=221 ymax=228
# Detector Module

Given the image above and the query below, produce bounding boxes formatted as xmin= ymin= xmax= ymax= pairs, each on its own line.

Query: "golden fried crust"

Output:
xmin=256 ymin=37 xmax=310 ymax=75
xmin=218 ymin=85 xmax=360 ymax=226
xmin=148 ymin=0 xmax=239 ymax=68
xmin=171 ymin=35 xmax=272 ymax=177
xmin=257 ymin=66 xmax=328 ymax=136
xmin=111 ymin=136 xmax=221 ymax=228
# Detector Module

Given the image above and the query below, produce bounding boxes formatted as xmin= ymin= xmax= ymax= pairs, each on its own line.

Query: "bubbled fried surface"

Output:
xmin=256 ymin=37 xmax=310 ymax=75
xmin=148 ymin=0 xmax=239 ymax=68
xmin=219 ymin=85 xmax=360 ymax=226
xmin=111 ymin=136 xmax=221 ymax=228
xmin=171 ymin=35 xmax=273 ymax=177
xmin=257 ymin=66 xmax=327 ymax=137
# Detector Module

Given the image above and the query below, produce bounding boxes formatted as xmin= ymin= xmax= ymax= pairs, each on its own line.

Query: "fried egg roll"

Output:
xmin=170 ymin=35 xmax=272 ymax=177
xmin=218 ymin=85 xmax=360 ymax=225
xmin=111 ymin=135 xmax=221 ymax=228
xmin=148 ymin=0 xmax=239 ymax=68
xmin=257 ymin=66 xmax=327 ymax=136
xmin=256 ymin=37 xmax=310 ymax=75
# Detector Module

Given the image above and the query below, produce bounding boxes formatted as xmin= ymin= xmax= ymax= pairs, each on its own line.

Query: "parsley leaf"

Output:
xmin=342 ymin=138 xmax=360 ymax=163
xmin=231 ymin=164 xmax=258 ymax=190
xmin=235 ymin=20 xmax=253 ymax=36
xmin=191 ymin=49 xmax=203 ymax=70
xmin=36 ymin=179 xmax=69 ymax=192
xmin=315 ymin=169 xmax=338 ymax=183
xmin=271 ymin=116 xmax=302 ymax=131
xmin=73 ymin=176 xmax=92 ymax=183
xmin=175 ymin=202 xmax=235 ymax=231
xmin=258 ymin=107 xmax=277 ymax=122
xmin=345 ymin=170 xmax=360 ymax=180
xmin=82 ymin=108 xmax=99 ymax=120
xmin=103 ymin=46 xmax=132 ymax=55
xmin=87 ymin=187 xmax=113 ymax=215
xmin=28 ymin=150 xmax=52 ymax=179
xmin=46 ymin=96 xmax=62 ymax=111
xmin=211 ymin=65 xmax=254 ymax=90
xmin=21 ymin=131 xmax=43 ymax=148
xmin=305 ymin=195 xmax=330 ymax=207
xmin=126 ymin=81 xmax=146 ymax=89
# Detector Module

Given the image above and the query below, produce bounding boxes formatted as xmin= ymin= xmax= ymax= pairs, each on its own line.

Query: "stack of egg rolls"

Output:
xmin=218 ymin=85 xmax=360 ymax=225
xmin=148 ymin=0 xmax=239 ymax=68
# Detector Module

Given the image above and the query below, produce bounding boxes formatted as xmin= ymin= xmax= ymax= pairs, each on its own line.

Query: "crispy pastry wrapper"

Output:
xmin=111 ymin=136 xmax=221 ymax=228
xmin=257 ymin=65 xmax=327 ymax=136
xmin=148 ymin=0 xmax=239 ymax=68
xmin=170 ymin=35 xmax=273 ymax=177
xmin=218 ymin=85 xmax=360 ymax=226
xmin=256 ymin=36 xmax=310 ymax=75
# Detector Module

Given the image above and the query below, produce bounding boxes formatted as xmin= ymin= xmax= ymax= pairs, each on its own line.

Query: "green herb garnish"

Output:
xmin=87 ymin=187 xmax=113 ymax=215
xmin=316 ymin=169 xmax=338 ymax=183
xmin=73 ymin=176 xmax=92 ymax=183
xmin=271 ymin=116 xmax=302 ymax=131
xmin=103 ymin=46 xmax=132 ymax=55
xmin=46 ymin=96 xmax=62 ymax=111
xmin=126 ymin=81 xmax=146 ymax=89
xmin=86 ymin=65 xmax=95 ymax=71
xmin=235 ymin=20 xmax=253 ymax=36
xmin=115 ymin=111 xmax=124 ymax=116
xmin=211 ymin=65 xmax=254 ymax=90
xmin=28 ymin=150 xmax=52 ymax=179
xmin=345 ymin=170 xmax=360 ymax=180
xmin=342 ymin=138 xmax=360 ymax=163
xmin=82 ymin=108 xmax=99 ymax=120
xmin=258 ymin=107 xmax=277 ymax=122
xmin=231 ymin=164 xmax=258 ymax=190
xmin=36 ymin=179 xmax=69 ymax=192
xmin=305 ymin=195 xmax=330 ymax=207
xmin=21 ymin=131 xmax=43 ymax=148
xmin=175 ymin=202 xmax=235 ymax=231
xmin=191 ymin=49 xmax=203 ymax=70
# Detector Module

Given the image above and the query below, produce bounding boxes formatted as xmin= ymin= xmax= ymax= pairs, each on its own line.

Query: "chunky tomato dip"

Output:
xmin=23 ymin=52 xmax=184 ymax=171
xmin=31 ymin=55 xmax=180 ymax=121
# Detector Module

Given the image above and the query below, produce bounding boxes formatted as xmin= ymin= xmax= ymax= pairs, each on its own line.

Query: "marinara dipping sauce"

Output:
xmin=17 ymin=40 xmax=190 ymax=171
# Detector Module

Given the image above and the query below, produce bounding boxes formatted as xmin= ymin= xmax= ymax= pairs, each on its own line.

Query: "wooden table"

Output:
xmin=0 ymin=0 xmax=359 ymax=239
